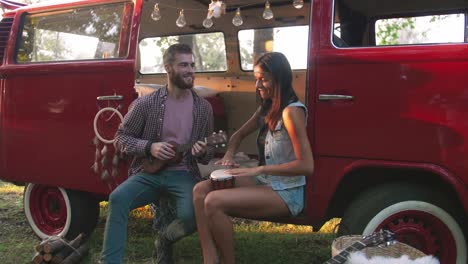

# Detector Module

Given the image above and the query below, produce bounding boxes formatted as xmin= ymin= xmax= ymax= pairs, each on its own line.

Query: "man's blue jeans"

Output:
xmin=100 ymin=170 xmax=197 ymax=264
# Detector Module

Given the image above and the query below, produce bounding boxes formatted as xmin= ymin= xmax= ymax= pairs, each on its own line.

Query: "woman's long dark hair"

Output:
xmin=256 ymin=52 xmax=298 ymax=131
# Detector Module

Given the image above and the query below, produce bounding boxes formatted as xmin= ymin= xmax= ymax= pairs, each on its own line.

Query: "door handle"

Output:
xmin=97 ymin=95 xmax=124 ymax=101
xmin=318 ymin=94 xmax=354 ymax=101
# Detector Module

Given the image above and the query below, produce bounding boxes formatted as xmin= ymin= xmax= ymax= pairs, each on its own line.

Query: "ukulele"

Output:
xmin=324 ymin=230 xmax=395 ymax=264
xmin=142 ymin=130 xmax=227 ymax=174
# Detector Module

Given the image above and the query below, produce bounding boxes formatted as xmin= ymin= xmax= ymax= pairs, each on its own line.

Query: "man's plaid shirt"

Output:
xmin=115 ymin=86 xmax=215 ymax=181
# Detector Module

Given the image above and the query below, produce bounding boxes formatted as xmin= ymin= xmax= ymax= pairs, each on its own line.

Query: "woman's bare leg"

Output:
xmin=193 ymin=180 xmax=218 ymax=264
xmin=204 ymin=182 xmax=290 ymax=264
xmin=207 ymin=202 xmax=235 ymax=264
xmin=193 ymin=176 xmax=259 ymax=264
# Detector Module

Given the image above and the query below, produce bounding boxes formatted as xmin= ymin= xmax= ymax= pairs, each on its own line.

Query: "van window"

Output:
xmin=139 ymin=32 xmax=227 ymax=74
xmin=375 ymin=15 xmax=465 ymax=46
xmin=238 ymin=25 xmax=309 ymax=71
xmin=16 ymin=2 xmax=133 ymax=63
xmin=332 ymin=0 xmax=468 ymax=47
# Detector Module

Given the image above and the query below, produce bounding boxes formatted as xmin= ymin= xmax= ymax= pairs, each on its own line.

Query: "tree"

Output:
xmin=376 ymin=14 xmax=460 ymax=46
xmin=376 ymin=18 xmax=415 ymax=45
xmin=17 ymin=2 xmax=126 ymax=62
xmin=253 ymin=28 xmax=273 ymax=64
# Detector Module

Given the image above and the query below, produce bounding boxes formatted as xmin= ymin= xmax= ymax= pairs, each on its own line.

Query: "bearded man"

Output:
xmin=100 ymin=43 xmax=215 ymax=264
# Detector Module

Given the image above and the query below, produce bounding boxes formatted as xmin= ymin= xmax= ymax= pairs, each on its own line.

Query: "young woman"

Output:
xmin=192 ymin=52 xmax=314 ymax=264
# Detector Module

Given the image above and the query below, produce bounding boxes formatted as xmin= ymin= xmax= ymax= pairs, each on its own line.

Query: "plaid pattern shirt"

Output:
xmin=115 ymin=85 xmax=215 ymax=181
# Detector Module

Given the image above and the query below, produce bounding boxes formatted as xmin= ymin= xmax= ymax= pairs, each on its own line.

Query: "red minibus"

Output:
xmin=1 ymin=0 xmax=466 ymax=263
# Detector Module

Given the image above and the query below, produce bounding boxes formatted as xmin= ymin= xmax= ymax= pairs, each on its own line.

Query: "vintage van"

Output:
xmin=0 ymin=0 xmax=467 ymax=263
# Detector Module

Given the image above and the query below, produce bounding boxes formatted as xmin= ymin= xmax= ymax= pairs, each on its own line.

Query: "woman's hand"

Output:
xmin=226 ymin=166 xmax=264 ymax=177
xmin=215 ymin=154 xmax=240 ymax=168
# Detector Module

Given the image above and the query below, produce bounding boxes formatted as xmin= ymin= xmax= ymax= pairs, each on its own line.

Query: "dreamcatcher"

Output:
xmin=91 ymin=98 xmax=125 ymax=190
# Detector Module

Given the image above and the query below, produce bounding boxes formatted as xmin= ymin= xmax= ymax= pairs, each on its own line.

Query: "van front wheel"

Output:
xmin=339 ymin=183 xmax=467 ymax=264
xmin=23 ymin=183 xmax=100 ymax=240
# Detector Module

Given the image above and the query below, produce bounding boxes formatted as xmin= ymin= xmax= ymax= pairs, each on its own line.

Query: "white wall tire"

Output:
xmin=23 ymin=183 xmax=72 ymax=239
xmin=23 ymin=183 xmax=100 ymax=239
xmin=363 ymin=200 xmax=467 ymax=264
xmin=340 ymin=183 xmax=467 ymax=264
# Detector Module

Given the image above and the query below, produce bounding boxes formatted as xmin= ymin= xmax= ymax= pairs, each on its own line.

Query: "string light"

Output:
xmin=263 ymin=1 xmax=274 ymax=20
xmin=203 ymin=10 xmax=214 ymax=28
xmin=151 ymin=0 xmax=303 ymax=27
xmin=293 ymin=0 xmax=304 ymax=9
xmin=151 ymin=3 xmax=162 ymax=21
xmin=203 ymin=17 xmax=214 ymax=28
xmin=232 ymin=8 xmax=243 ymax=27
xmin=176 ymin=9 xmax=186 ymax=27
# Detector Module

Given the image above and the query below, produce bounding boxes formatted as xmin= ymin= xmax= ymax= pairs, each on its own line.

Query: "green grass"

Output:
xmin=0 ymin=181 xmax=339 ymax=263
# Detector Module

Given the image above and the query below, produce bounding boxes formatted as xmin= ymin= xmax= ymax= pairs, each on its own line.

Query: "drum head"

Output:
xmin=210 ymin=169 xmax=233 ymax=180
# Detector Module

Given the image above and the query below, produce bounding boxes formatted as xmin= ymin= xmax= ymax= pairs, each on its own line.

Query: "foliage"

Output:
xmin=140 ymin=33 xmax=227 ymax=73
xmin=376 ymin=14 xmax=460 ymax=46
xmin=194 ymin=34 xmax=227 ymax=71
xmin=430 ymin=14 xmax=462 ymax=22
xmin=376 ymin=18 xmax=415 ymax=45
xmin=16 ymin=2 xmax=126 ymax=62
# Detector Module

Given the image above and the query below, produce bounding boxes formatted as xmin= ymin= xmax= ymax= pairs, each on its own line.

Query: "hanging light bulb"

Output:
xmin=203 ymin=11 xmax=214 ymax=28
xmin=203 ymin=9 xmax=214 ymax=28
xmin=176 ymin=9 xmax=186 ymax=27
xmin=203 ymin=18 xmax=213 ymax=28
xmin=292 ymin=0 xmax=304 ymax=9
xmin=232 ymin=8 xmax=243 ymax=27
xmin=263 ymin=1 xmax=274 ymax=20
xmin=151 ymin=3 xmax=162 ymax=21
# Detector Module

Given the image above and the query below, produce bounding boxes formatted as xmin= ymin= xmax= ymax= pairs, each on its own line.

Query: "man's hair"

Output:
xmin=163 ymin=43 xmax=193 ymax=66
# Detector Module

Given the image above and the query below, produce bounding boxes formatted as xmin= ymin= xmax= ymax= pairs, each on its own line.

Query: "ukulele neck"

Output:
xmin=324 ymin=241 xmax=366 ymax=264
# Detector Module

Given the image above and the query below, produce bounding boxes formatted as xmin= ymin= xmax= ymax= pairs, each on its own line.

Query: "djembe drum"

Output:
xmin=210 ymin=169 xmax=235 ymax=190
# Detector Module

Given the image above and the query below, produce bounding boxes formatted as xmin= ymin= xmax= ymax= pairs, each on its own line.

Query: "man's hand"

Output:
xmin=150 ymin=142 xmax=175 ymax=160
xmin=191 ymin=141 xmax=208 ymax=157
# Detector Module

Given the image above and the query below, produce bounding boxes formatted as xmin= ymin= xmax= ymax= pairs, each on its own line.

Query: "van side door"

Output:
xmin=1 ymin=0 xmax=142 ymax=194
xmin=314 ymin=0 xmax=468 ymax=209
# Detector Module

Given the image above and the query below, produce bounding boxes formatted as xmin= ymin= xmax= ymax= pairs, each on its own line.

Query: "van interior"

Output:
xmin=135 ymin=0 xmax=312 ymax=159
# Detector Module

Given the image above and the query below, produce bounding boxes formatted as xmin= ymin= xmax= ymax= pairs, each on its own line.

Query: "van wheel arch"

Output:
xmin=338 ymin=182 xmax=467 ymax=264
xmin=23 ymin=183 xmax=100 ymax=240
xmin=326 ymin=167 xmax=462 ymax=218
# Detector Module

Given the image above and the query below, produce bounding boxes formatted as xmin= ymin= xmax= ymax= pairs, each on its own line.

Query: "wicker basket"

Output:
xmin=332 ymin=235 xmax=426 ymax=260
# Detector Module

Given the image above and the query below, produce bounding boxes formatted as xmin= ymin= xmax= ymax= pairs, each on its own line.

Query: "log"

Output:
xmin=35 ymin=236 xmax=60 ymax=252
xmin=31 ymin=252 xmax=43 ymax=264
xmin=50 ymin=233 xmax=84 ymax=264
xmin=62 ymin=242 xmax=89 ymax=264
xmin=43 ymin=238 xmax=68 ymax=254
xmin=43 ymin=253 xmax=53 ymax=262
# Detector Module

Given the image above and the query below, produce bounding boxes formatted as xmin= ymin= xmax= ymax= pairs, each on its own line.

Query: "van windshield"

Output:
xmin=16 ymin=2 xmax=133 ymax=63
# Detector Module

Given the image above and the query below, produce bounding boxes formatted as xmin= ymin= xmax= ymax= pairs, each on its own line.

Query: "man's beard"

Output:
xmin=170 ymin=72 xmax=194 ymax=90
